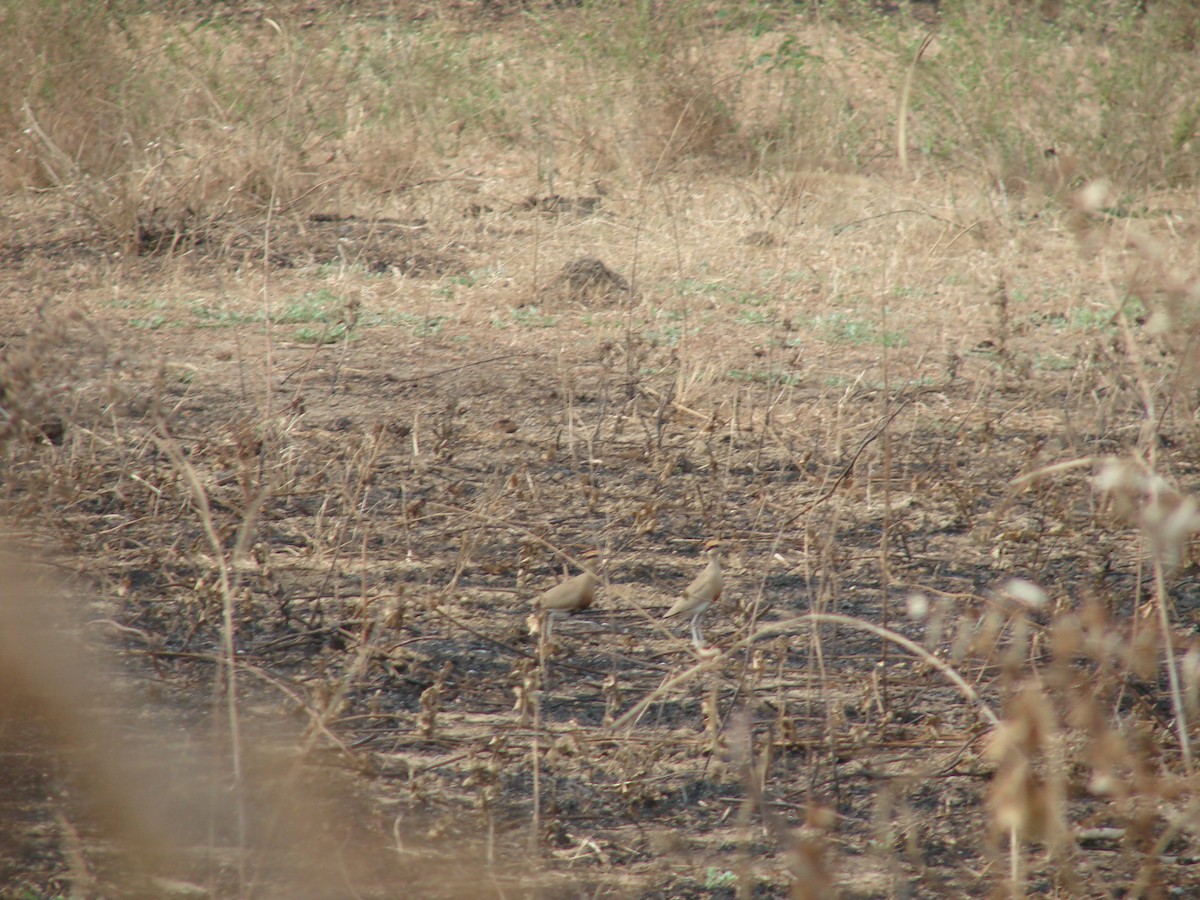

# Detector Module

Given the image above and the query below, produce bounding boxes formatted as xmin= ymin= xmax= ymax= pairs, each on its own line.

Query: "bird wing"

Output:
xmin=664 ymin=564 xmax=721 ymax=617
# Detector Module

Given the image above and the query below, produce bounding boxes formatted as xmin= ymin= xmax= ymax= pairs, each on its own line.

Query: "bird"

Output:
xmin=537 ymin=569 xmax=599 ymax=615
xmin=533 ymin=550 xmax=601 ymax=639
xmin=664 ymin=540 xmax=722 ymax=648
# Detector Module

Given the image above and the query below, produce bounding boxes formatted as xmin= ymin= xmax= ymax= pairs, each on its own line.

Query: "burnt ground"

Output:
xmin=2 ymin=170 xmax=1200 ymax=900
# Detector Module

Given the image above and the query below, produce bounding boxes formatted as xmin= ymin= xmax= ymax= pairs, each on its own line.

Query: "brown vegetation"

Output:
xmin=3 ymin=1 xmax=1200 ymax=897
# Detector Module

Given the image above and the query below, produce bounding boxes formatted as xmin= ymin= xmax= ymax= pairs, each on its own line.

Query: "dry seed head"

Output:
xmin=788 ymin=833 xmax=833 ymax=900
xmin=1092 ymin=459 xmax=1200 ymax=564
xmin=1000 ymin=616 xmax=1033 ymax=675
xmin=1002 ymin=578 xmax=1047 ymax=610
xmin=950 ymin=616 xmax=974 ymax=662
xmin=1092 ymin=455 xmax=1142 ymax=496
xmin=986 ymin=685 xmax=1067 ymax=847
xmin=602 ymin=673 xmax=622 ymax=726
xmin=1090 ymin=461 xmax=1122 ymax=494
xmin=1048 ymin=613 xmax=1083 ymax=661
xmin=1119 ymin=627 xmax=1158 ymax=680
xmin=1088 ymin=729 xmax=1131 ymax=797
xmin=1157 ymin=494 xmax=1200 ymax=558
xmin=525 ymin=611 xmax=542 ymax=636
xmin=1146 ymin=308 xmax=1173 ymax=335
xmin=1077 ymin=179 xmax=1109 ymax=213
xmin=750 ymin=649 xmax=766 ymax=685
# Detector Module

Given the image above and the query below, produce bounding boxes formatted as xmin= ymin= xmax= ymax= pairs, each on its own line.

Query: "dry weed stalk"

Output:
xmin=986 ymin=683 xmax=1069 ymax=896
xmin=896 ymin=31 xmax=935 ymax=176
xmin=1094 ymin=455 xmax=1200 ymax=774
xmin=612 ymin=611 xmax=1000 ymax=731
xmin=150 ymin=417 xmax=251 ymax=891
xmin=418 ymin=662 xmax=452 ymax=739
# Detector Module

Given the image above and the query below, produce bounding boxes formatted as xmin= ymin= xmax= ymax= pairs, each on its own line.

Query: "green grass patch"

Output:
xmin=293 ymin=324 xmax=348 ymax=345
xmin=181 ymin=291 xmax=449 ymax=340
xmin=735 ymin=308 xmax=775 ymax=326
xmin=788 ymin=311 xmax=908 ymax=348
xmin=491 ymin=306 xmax=556 ymax=329
xmin=675 ymin=278 xmax=776 ymax=307
xmin=1034 ymin=353 xmax=1077 ymax=372
xmin=1026 ymin=297 xmax=1147 ymax=334
xmin=129 ymin=314 xmax=169 ymax=330
xmin=275 ymin=290 xmax=343 ymax=324
xmin=728 ymin=366 xmax=805 ymax=387
xmin=435 ymin=272 xmax=485 ymax=299
xmin=395 ymin=312 xmax=449 ymax=336
xmin=907 ymin=3 xmax=1200 ymax=190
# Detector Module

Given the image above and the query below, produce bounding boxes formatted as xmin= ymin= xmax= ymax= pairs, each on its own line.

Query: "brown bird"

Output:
xmin=664 ymin=540 xmax=722 ymax=648
xmin=534 ymin=550 xmax=601 ymax=638
xmin=537 ymin=570 xmax=599 ymax=614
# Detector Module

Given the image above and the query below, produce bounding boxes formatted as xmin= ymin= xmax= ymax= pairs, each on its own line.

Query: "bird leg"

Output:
xmin=690 ymin=613 xmax=707 ymax=650
xmin=538 ymin=613 xmax=553 ymax=690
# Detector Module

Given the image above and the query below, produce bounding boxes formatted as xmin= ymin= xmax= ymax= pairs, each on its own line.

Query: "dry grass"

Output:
xmin=4 ymin=1 xmax=1200 ymax=898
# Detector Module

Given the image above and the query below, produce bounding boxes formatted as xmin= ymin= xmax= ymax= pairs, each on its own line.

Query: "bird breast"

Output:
xmin=664 ymin=560 xmax=722 ymax=618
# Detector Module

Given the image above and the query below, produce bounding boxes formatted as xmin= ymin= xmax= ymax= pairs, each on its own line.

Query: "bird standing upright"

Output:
xmin=664 ymin=541 xmax=722 ymax=648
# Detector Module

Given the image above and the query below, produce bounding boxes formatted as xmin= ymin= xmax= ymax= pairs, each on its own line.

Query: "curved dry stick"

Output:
xmin=897 ymin=31 xmax=935 ymax=175
xmin=610 ymin=612 xmax=999 ymax=731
